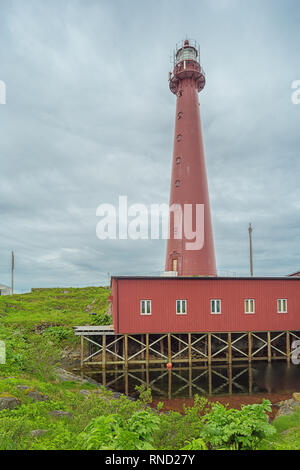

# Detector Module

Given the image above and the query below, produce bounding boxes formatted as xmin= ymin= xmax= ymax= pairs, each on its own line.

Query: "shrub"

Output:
xmin=43 ymin=326 xmax=73 ymax=342
xmin=90 ymin=313 xmax=112 ymax=326
xmin=200 ymin=399 xmax=276 ymax=450
xmin=78 ymin=410 xmax=160 ymax=450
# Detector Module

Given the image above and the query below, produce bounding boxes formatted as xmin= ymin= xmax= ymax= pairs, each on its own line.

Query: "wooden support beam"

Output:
xmin=102 ymin=334 xmax=106 ymax=370
xmin=188 ymin=365 xmax=192 ymax=397
xmin=168 ymin=333 xmax=171 ymax=363
xmin=267 ymin=331 xmax=271 ymax=363
xmin=286 ymin=331 xmax=290 ymax=365
xmin=80 ymin=336 xmax=84 ymax=367
xmin=208 ymin=333 xmax=212 ymax=366
xmin=124 ymin=334 xmax=128 ymax=368
xmin=248 ymin=332 xmax=252 ymax=363
xmin=146 ymin=334 xmax=149 ymax=366
xmin=228 ymin=333 xmax=232 ymax=365
xmin=188 ymin=333 xmax=192 ymax=367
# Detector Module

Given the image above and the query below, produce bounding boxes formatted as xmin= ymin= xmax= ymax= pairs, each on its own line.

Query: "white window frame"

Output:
xmin=245 ymin=299 xmax=255 ymax=314
xmin=277 ymin=299 xmax=287 ymax=314
xmin=210 ymin=299 xmax=221 ymax=314
xmin=140 ymin=300 xmax=152 ymax=316
xmin=176 ymin=299 xmax=187 ymax=315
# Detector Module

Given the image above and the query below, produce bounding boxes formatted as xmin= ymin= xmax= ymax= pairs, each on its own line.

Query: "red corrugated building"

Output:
xmin=111 ymin=276 xmax=300 ymax=334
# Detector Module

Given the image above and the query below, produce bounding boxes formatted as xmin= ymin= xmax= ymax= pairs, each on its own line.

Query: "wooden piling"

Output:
xmin=168 ymin=333 xmax=171 ymax=363
xmin=102 ymin=334 xmax=106 ymax=370
xmin=188 ymin=333 xmax=192 ymax=367
xmin=146 ymin=333 xmax=149 ymax=366
xmin=286 ymin=331 xmax=290 ymax=365
xmin=248 ymin=332 xmax=252 ymax=363
xmin=208 ymin=333 xmax=212 ymax=366
xmin=124 ymin=334 xmax=128 ymax=369
xmin=80 ymin=336 xmax=84 ymax=367
xmin=228 ymin=333 xmax=232 ymax=365
xmin=267 ymin=331 xmax=271 ymax=363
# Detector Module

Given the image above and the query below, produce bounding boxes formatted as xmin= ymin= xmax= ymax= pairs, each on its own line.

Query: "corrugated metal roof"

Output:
xmin=111 ymin=275 xmax=300 ymax=281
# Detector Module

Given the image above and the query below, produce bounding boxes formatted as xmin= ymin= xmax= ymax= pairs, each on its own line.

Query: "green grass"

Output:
xmin=0 ymin=286 xmax=111 ymax=328
xmin=264 ymin=408 xmax=300 ymax=450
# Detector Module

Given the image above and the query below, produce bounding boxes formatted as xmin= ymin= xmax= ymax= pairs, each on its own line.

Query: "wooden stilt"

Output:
xmin=124 ymin=334 xmax=128 ymax=369
xmin=102 ymin=370 xmax=106 ymax=387
xmin=80 ymin=336 xmax=84 ymax=367
xmin=188 ymin=365 xmax=192 ymax=397
xmin=208 ymin=333 xmax=212 ymax=366
xmin=188 ymin=333 xmax=192 ymax=367
xmin=228 ymin=333 xmax=232 ymax=365
xmin=248 ymin=332 xmax=252 ymax=364
xmin=146 ymin=333 xmax=149 ymax=366
xmin=160 ymin=338 xmax=164 ymax=369
xmin=286 ymin=331 xmax=290 ymax=365
xmin=168 ymin=333 xmax=171 ymax=363
xmin=267 ymin=331 xmax=271 ymax=363
xmin=102 ymin=334 xmax=106 ymax=370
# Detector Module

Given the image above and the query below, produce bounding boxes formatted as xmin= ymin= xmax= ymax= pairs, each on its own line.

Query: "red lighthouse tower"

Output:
xmin=165 ymin=40 xmax=217 ymax=277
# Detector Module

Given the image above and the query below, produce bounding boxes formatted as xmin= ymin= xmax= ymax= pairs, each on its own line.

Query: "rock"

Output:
xmin=27 ymin=391 xmax=49 ymax=402
xmin=49 ymin=410 xmax=74 ymax=419
xmin=30 ymin=429 xmax=48 ymax=438
xmin=275 ymin=398 xmax=300 ymax=418
xmin=16 ymin=385 xmax=30 ymax=391
xmin=79 ymin=390 xmax=92 ymax=398
xmin=0 ymin=396 xmax=21 ymax=410
xmin=293 ymin=392 xmax=300 ymax=402
xmin=85 ymin=298 xmax=97 ymax=312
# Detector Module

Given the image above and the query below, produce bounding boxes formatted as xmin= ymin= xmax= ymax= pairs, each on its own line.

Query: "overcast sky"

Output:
xmin=0 ymin=0 xmax=300 ymax=292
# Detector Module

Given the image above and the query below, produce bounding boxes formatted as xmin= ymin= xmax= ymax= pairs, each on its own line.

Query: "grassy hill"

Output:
xmin=0 ymin=286 xmax=111 ymax=328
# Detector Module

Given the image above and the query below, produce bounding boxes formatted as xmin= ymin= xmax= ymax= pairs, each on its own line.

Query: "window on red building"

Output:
xmin=140 ymin=300 xmax=151 ymax=315
xmin=211 ymin=299 xmax=221 ymax=314
xmin=245 ymin=299 xmax=255 ymax=314
xmin=277 ymin=299 xmax=287 ymax=313
xmin=176 ymin=300 xmax=187 ymax=315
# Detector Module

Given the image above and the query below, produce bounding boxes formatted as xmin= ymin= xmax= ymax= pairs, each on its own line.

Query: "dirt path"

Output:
xmin=152 ymin=392 xmax=291 ymax=420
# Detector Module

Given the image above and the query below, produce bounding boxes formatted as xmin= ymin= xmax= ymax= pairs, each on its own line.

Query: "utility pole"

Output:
xmin=11 ymin=251 xmax=14 ymax=295
xmin=248 ymin=223 xmax=253 ymax=277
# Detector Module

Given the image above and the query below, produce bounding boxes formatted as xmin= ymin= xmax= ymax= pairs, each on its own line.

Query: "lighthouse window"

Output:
xmin=175 ymin=180 xmax=180 ymax=187
xmin=277 ymin=299 xmax=287 ymax=313
xmin=211 ymin=299 xmax=221 ymax=314
xmin=176 ymin=157 xmax=181 ymax=165
xmin=177 ymin=134 xmax=182 ymax=142
xmin=176 ymin=300 xmax=187 ymax=315
xmin=140 ymin=300 xmax=151 ymax=315
xmin=245 ymin=299 xmax=255 ymax=314
xmin=177 ymin=112 xmax=183 ymax=120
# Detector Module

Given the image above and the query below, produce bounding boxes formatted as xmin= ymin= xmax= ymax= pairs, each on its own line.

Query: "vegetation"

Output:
xmin=0 ymin=287 xmax=111 ymax=328
xmin=0 ymin=287 xmax=299 ymax=450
